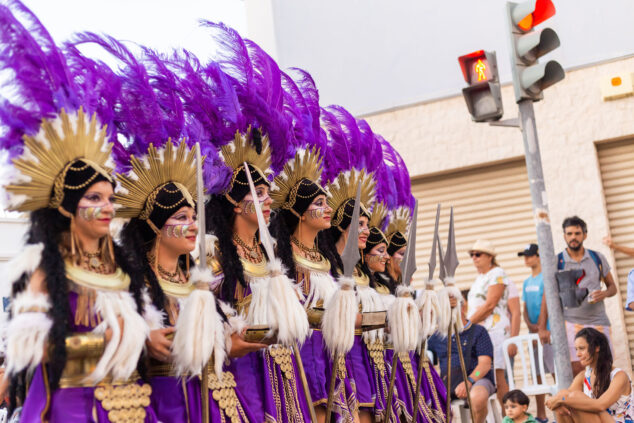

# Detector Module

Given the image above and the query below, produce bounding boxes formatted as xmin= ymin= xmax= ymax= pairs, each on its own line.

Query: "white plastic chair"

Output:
xmin=451 ymin=394 xmax=502 ymax=423
xmin=502 ymin=334 xmax=557 ymax=396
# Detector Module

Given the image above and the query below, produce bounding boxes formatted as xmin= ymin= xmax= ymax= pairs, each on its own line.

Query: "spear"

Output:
xmin=325 ymin=183 xmax=362 ymax=423
xmin=243 ymin=162 xmax=317 ymax=423
xmin=384 ymin=200 xmax=418 ymax=422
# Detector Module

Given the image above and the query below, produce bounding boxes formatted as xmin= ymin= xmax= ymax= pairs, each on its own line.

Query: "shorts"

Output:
xmin=488 ymin=329 xmax=508 ymax=370
xmin=473 ymin=378 xmax=496 ymax=397
xmin=565 ymin=321 xmax=613 ymax=362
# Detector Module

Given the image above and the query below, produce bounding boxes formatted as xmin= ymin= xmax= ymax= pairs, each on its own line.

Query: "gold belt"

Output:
xmin=94 ymin=382 xmax=152 ymax=423
xmin=365 ymin=339 xmax=386 ymax=373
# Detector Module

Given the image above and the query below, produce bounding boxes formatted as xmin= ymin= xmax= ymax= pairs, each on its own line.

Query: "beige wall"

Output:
xmin=364 ymin=56 xmax=634 ymax=371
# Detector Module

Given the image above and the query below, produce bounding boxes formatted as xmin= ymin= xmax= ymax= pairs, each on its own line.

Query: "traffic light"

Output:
xmin=506 ymin=0 xmax=565 ymax=102
xmin=458 ymin=50 xmax=503 ymax=122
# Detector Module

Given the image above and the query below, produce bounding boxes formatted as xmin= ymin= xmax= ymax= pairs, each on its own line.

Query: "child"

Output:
xmin=503 ymin=390 xmax=539 ymax=423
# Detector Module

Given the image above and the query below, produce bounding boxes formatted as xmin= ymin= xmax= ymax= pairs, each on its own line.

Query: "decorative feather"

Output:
xmin=321 ymin=276 xmax=357 ymax=357
xmin=320 ymin=107 xmax=351 ymax=184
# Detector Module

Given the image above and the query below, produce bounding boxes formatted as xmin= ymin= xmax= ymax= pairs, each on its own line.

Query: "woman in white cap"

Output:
xmin=467 ymin=239 xmax=512 ymax=408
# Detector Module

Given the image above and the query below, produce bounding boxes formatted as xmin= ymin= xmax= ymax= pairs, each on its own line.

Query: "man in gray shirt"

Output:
xmin=538 ymin=216 xmax=617 ymax=375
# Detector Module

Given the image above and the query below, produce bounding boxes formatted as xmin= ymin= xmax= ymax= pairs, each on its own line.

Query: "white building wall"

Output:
xmin=364 ymin=56 xmax=634 ymax=370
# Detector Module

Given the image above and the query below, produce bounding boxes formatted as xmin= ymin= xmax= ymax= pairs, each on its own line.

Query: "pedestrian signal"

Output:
xmin=458 ymin=50 xmax=503 ymax=122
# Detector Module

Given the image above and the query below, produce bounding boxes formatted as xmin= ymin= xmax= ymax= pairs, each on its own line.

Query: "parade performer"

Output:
xmin=318 ymin=105 xmax=384 ymax=423
xmin=270 ymin=67 xmax=360 ymax=422
xmin=0 ymin=3 xmax=156 ymax=421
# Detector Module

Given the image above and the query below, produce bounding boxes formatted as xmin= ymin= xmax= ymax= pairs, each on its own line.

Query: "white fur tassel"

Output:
xmin=6 ymin=290 xmax=52 ymax=375
xmin=245 ymin=275 xmax=271 ymax=326
xmin=142 ymin=288 xmax=165 ymax=331
xmin=416 ymin=280 xmax=441 ymax=340
xmin=267 ymin=258 xmax=309 ymax=346
xmin=321 ymin=275 xmax=357 ymax=357
xmin=356 ymin=285 xmax=385 ymax=343
xmin=171 ymin=268 xmax=225 ymax=378
xmin=388 ymin=286 xmax=421 ymax=354
xmin=219 ymin=301 xmax=247 ymax=355
xmin=437 ymin=280 xmax=463 ymax=337
xmin=4 ymin=243 xmax=43 ymax=284
xmin=88 ymin=290 xmax=149 ymax=383
xmin=304 ymin=271 xmax=338 ymax=309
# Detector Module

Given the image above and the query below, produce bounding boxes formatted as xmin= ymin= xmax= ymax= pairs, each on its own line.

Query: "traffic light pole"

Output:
xmin=517 ymin=99 xmax=573 ymax=390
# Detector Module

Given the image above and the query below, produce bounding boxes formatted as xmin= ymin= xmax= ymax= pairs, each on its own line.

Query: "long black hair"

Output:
xmin=575 ymin=327 xmax=612 ymax=398
xmin=205 ymin=194 xmax=246 ymax=307
xmin=9 ymin=207 xmax=146 ymax=410
xmin=269 ymin=209 xmax=298 ymax=278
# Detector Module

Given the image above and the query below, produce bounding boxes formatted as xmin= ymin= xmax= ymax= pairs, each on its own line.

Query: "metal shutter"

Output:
xmin=597 ymin=139 xmax=634 ymax=364
xmin=410 ymin=159 xmax=535 ymax=297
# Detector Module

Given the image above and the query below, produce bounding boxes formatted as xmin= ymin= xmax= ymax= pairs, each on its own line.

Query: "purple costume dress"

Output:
xmin=218 ymin=256 xmax=312 ymax=423
xmin=294 ymin=253 xmax=358 ymax=421
xmin=20 ymin=263 xmax=158 ymax=423
xmin=147 ymin=277 xmax=256 ymax=423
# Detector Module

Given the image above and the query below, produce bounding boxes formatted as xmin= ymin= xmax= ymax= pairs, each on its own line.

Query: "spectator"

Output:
xmin=603 ymin=236 xmax=634 ymax=311
xmin=428 ymin=290 xmax=495 ymax=423
xmin=519 ymin=243 xmax=554 ymax=423
xmin=540 ymin=216 xmax=617 ymax=376
xmin=507 ymin=280 xmax=521 ymax=358
xmin=467 ymin=239 xmax=511 ymax=408
xmin=503 ymin=390 xmax=538 ymax=423
xmin=546 ymin=328 xmax=634 ymax=422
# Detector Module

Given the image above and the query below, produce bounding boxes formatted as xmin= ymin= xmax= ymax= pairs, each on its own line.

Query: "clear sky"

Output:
xmin=22 ymin=0 xmax=247 ymax=64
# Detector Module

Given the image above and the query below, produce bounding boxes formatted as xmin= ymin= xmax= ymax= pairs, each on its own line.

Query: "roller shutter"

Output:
xmin=410 ymin=159 xmax=535 ymax=298
xmin=597 ymin=139 xmax=634 ymax=365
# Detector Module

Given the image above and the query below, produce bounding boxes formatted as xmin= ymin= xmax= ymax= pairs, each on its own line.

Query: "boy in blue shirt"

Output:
xmin=519 ymin=243 xmax=553 ymax=423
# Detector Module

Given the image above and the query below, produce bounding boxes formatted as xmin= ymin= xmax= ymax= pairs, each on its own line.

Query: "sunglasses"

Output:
xmin=470 ymin=252 xmax=482 ymax=258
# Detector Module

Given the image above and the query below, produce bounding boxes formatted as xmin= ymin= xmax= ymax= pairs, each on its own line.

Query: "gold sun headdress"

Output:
xmin=327 ymin=168 xmax=376 ymax=229
xmin=270 ymin=147 xmax=327 ymax=217
xmin=365 ymin=201 xmax=389 ymax=248
xmin=386 ymin=206 xmax=411 ymax=255
xmin=218 ymin=127 xmax=273 ymax=205
xmin=115 ymin=140 xmax=198 ymax=224
xmin=5 ymin=108 xmax=113 ymax=212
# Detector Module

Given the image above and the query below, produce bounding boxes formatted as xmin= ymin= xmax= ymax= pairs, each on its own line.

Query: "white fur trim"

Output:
xmin=303 ymin=271 xmax=337 ymax=309
xmin=266 ymin=258 xmax=309 ymax=346
xmin=387 ymin=292 xmax=421 ymax=354
xmin=356 ymin=285 xmax=385 ymax=343
xmin=189 ymin=267 xmax=215 ymax=285
xmin=436 ymin=285 xmax=463 ymax=337
xmin=171 ymin=288 xmax=226 ymax=377
xmin=5 ymin=243 xmax=43 ymax=285
xmin=321 ymin=276 xmax=358 ymax=356
xmin=141 ymin=289 xmax=165 ymax=330
xmin=416 ymin=288 xmax=440 ymax=340
xmin=88 ymin=290 xmax=149 ymax=383
xmin=245 ymin=275 xmax=271 ymax=327
xmin=219 ymin=301 xmax=247 ymax=354
xmin=6 ymin=290 xmax=52 ymax=375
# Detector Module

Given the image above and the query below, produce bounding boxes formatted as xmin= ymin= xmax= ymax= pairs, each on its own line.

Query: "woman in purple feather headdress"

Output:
xmin=376 ymin=138 xmax=448 ymax=423
xmin=268 ymin=69 xmax=361 ymax=423
xmin=0 ymin=2 xmax=158 ymax=422
xmin=199 ymin=22 xmax=314 ymax=423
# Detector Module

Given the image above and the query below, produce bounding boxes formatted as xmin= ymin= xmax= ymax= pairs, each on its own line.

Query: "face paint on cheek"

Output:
xmin=78 ymin=206 xmax=104 ymax=221
xmin=163 ymin=222 xmax=194 ymax=238
xmin=308 ymin=207 xmax=325 ymax=219
xmin=241 ymin=200 xmax=256 ymax=215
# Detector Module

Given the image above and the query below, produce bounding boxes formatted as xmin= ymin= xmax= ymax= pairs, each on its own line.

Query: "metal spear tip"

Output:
xmin=428 ymin=203 xmax=441 ymax=281
xmin=400 ymin=199 xmax=418 ymax=286
xmin=341 ymin=183 xmax=362 ymax=278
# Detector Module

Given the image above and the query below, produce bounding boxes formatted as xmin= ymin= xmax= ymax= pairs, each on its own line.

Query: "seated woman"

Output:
xmin=546 ymin=327 xmax=634 ymax=423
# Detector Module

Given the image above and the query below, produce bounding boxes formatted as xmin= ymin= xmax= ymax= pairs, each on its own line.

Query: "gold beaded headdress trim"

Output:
xmin=386 ymin=206 xmax=411 ymax=245
xmin=5 ymin=108 xmax=113 ymax=212
xmin=219 ymin=127 xmax=273 ymax=196
xmin=327 ymin=168 xmax=376 ymax=228
xmin=115 ymin=140 xmax=198 ymax=220
xmin=270 ymin=147 xmax=326 ymax=216
xmin=369 ymin=201 xmax=389 ymax=231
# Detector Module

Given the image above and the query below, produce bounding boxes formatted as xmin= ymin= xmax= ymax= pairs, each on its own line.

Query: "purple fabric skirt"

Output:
xmin=345 ymin=335 xmax=376 ymax=410
xmin=149 ymin=373 xmax=257 ymax=423
xmin=300 ymin=330 xmax=357 ymax=420
xmin=20 ymin=365 xmax=158 ymax=423
xmin=226 ymin=351 xmax=268 ymax=422
xmin=411 ymin=352 xmax=447 ymax=422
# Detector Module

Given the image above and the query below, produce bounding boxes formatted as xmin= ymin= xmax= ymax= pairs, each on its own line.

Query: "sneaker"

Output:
xmin=535 ymin=418 xmax=548 ymax=423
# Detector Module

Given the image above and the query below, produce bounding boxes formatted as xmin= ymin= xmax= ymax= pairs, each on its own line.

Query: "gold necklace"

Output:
xmin=82 ymin=251 xmax=102 ymax=270
xmin=157 ymin=264 xmax=183 ymax=284
xmin=233 ymin=234 xmax=263 ymax=263
xmin=290 ymin=236 xmax=321 ymax=262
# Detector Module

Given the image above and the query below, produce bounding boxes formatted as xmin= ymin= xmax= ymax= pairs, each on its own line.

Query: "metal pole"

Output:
xmin=445 ymin=323 xmax=453 ymax=423
xmin=453 ymin=322 xmax=475 ymax=423
xmin=293 ymin=343 xmax=318 ymax=423
xmin=383 ymin=354 xmax=399 ymax=422
xmin=325 ymin=355 xmax=339 ymax=423
xmin=411 ymin=340 xmax=427 ymax=422
xmin=518 ymin=99 xmax=573 ymax=390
